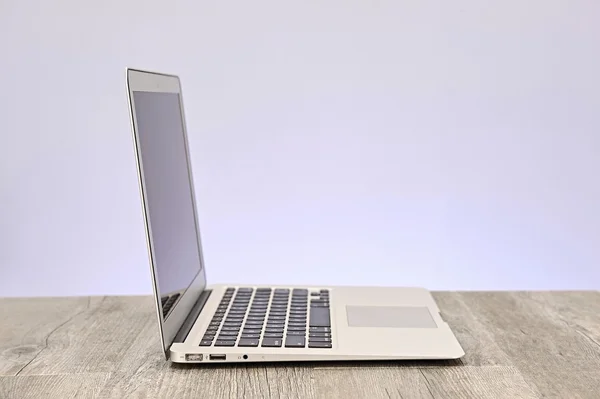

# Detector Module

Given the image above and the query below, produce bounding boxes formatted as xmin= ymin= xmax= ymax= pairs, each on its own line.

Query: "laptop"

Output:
xmin=125 ymin=68 xmax=464 ymax=363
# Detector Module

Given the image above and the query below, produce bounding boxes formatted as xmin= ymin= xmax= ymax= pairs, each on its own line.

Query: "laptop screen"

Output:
xmin=132 ymin=91 xmax=202 ymax=319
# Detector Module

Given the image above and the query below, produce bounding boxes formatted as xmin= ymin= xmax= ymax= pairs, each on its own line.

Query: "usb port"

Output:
xmin=185 ymin=354 xmax=203 ymax=361
xmin=209 ymin=354 xmax=226 ymax=361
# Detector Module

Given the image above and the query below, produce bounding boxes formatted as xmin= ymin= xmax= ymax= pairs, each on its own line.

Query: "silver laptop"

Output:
xmin=126 ymin=68 xmax=464 ymax=363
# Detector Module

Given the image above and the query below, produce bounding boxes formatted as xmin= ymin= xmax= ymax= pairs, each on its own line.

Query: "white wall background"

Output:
xmin=1 ymin=0 xmax=599 ymax=297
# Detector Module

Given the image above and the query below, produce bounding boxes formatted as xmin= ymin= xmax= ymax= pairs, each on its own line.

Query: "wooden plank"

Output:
xmin=421 ymin=366 xmax=540 ymax=399
xmin=314 ymin=367 xmax=434 ymax=398
xmin=1 ymin=296 xmax=168 ymax=376
xmin=0 ymin=296 xmax=91 ymax=376
xmin=0 ymin=367 xmax=316 ymax=399
xmin=432 ymin=292 xmax=515 ymax=367
xmin=457 ymin=292 xmax=600 ymax=398
xmin=530 ymin=291 xmax=600 ymax=346
xmin=0 ymin=373 xmax=110 ymax=399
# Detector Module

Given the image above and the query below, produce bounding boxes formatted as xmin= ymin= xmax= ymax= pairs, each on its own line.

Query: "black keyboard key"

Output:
xmin=269 ymin=312 xmax=287 ymax=317
xmin=215 ymin=340 xmax=236 ymax=346
xmin=206 ymin=326 xmax=219 ymax=332
xmin=310 ymin=327 xmax=331 ymax=332
xmin=240 ymin=334 xmax=260 ymax=339
xmin=203 ymin=334 xmax=215 ymax=340
xmin=292 ymin=289 xmax=308 ymax=295
xmin=309 ymin=336 xmax=332 ymax=342
xmin=308 ymin=342 xmax=332 ymax=348
xmin=245 ymin=320 xmax=264 ymax=325
xmin=217 ymin=335 xmax=237 ymax=340
xmin=249 ymin=313 xmax=267 ymax=318
xmin=274 ymin=289 xmax=290 ymax=294
xmin=268 ymin=316 xmax=286 ymax=321
xmin=238 ymin=339 xmax=259 ymax=347
xmin=261 ymin=338 xmax=283 ymax=347
xmin=238 ymin=287 xmax=254 ymax=292
xmin=250 ymin=309 xmax=268 ymax=313
xmin=287 ymin=326 xmax=306 ymax=332
xmin=265 ymin=328 xmax=284 ymax=334
xmin=242 ymin=329 xmax=262 ymax=335
xmin=219 ymin=330 xmax=239 ymax=336
xmin=309 ymin=332 xmax=331 ymax=337
xmin=289 ymin=325 xmax=306 ymax=329
xmin=228 ymin=311 xmax=247 ymax=316
xmin=263 ymin=332 xmax=283 ymax=338
xmin=200 ymin=340 xmax=213 ymax=346
xmin=286 ymin=330 xmax=305 ymax=336
xmin=309 ymin=308 xmax=331 ymax=327
xmin=309 ymin=337 xmax=331 ymax=342
xmin=285 ymin=335 xmax=305 ymax=348
xmin=220 ymin=326 xmax=240 ymax=332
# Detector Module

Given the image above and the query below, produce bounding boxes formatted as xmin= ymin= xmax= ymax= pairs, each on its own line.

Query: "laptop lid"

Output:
xmin=126 ymin=69 xmax=208 ymax=358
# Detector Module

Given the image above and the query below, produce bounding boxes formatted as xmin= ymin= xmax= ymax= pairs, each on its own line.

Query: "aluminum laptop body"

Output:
xmin=126 ymin=68 xmax=464 ymax=364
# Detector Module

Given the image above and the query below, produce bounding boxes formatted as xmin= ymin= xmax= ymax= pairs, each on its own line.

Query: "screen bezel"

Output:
xmin=126 ymin=68 xmax=207 ymax=358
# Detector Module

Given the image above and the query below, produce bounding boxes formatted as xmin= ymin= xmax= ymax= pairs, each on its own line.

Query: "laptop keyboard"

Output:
xmin=200 ymin=287 xmax=332 ymax=348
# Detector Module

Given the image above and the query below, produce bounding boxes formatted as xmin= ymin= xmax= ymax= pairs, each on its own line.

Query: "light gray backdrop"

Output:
xmin=1 ymin=0 xmax=599 ymax=297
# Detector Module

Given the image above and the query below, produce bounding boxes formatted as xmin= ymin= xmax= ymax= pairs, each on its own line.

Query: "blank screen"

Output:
xmin=132 ymin=91 xmax=202 ymax=317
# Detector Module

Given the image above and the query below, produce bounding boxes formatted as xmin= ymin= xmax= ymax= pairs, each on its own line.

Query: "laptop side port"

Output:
xmin=209 ymin=354 xmax=226 ymax=361
xmin=185 ymin=354 xmax=203 ymax=361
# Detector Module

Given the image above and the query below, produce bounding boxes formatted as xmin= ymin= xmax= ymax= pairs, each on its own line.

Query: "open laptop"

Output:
xmin=126 ymin=68 xmax=464 ymax=363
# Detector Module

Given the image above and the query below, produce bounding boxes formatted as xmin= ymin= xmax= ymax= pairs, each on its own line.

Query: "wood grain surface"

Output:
xmin=1 ymin=291 xmax=599 ymax=398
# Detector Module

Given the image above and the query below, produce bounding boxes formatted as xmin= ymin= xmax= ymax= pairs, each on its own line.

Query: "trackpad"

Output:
xmin=346 ymin=306 xmax=437 ymax=328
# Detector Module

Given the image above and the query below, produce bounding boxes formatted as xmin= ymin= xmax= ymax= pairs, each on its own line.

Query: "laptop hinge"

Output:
xmin=172 ymin=289 xmax=212 ymax=345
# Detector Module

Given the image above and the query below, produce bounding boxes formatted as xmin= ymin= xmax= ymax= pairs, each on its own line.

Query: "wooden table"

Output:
xmin=1 ymin=292 xmax=599 ymax=398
